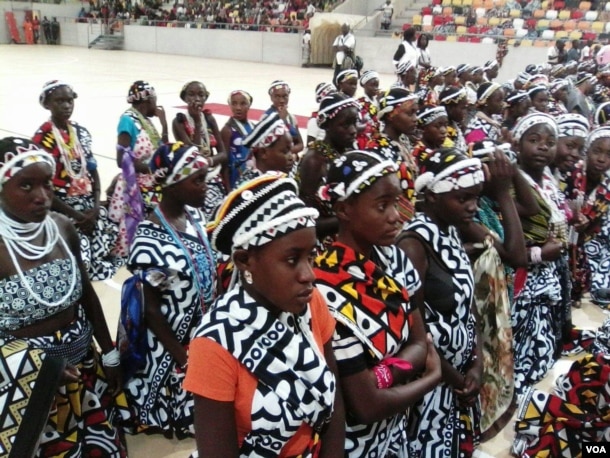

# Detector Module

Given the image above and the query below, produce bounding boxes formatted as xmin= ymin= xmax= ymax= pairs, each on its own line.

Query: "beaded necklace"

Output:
xmin=0 ymin=209 xmax=77 ymax=307
xmin=50 ymin=121 xmax=91 ymax=196
xmin=154 ymin=206 xmax=215 ymax=310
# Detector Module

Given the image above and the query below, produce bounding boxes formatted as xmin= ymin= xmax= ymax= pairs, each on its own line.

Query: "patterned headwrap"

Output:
xmin=456 ymin=64 xmax=471 ymax=76
xmin=242 ymin=112 xmax=288 ymax=149
xmin=317 ymin=93 xmax=360 ymax=128
xmin=378 ymin=87 xmax=418 ymax=120
xmin=525 ymin=64 xmax=539 ymax=75
xmin=576 ymin=72 xmax=597 ymax=86
xmin=506 ymin=90 xmax=529 ymax=106
xmin=477 ymin=82 xmax=502 ymax=105
xmin=527 ymin=84 xmax=549 ymax=97
xmin=179 ymin=81 xmax=210 ymax=102
xmin=525 ymin=74 xmax=549 ymax=88
xmin=417 ymin=105 xmax=448 ymax=126
xmin=595 ymin=102 xmax=610 ymax=127
xmin=512 ymin=112 xmax=558 ymax=142
xmin=127 ymin=80 xmax=156 ymax=104
xmin=0 ymin=137 xmax=55 ymax=192
xmin=556 ymin=113 xmax=590 ymax=138
xmin=39 ymin=80 xmax=77 ymax=107
xmin=439 ymin=86 xmax=467 ymax=105
xmin=515 ymin=71 xmax=530 ymax=86
xmin=395 ymin=60 xmax=415 ymax=76
xmin=483 ymin=59 xmax=499 ymax=71
xmin=336 ymin=69 xmax=359 ymax=85
xmin=585 ymin=126 xmax=610 ymax=150
xmin=149 ymin=142 xmax=209 ymax=188
xmin=227 ymin=89 xmax=253 ymax=105
xmin=315 ymin=82 xmax=336 ymax=103
xmin=549 ymin=79 xmax=569 ymax=94
xmin=318 ymin=150 xmax=398 ymax=203
xmin=414 ymin=148 xmax=484 ymax=194
xmin=360 ymin=70 xmax=379 ymax=86
xmin=268 ymin=80 xmax=291 ymax=95
xmin=549 ymin=64 xmax=565 ymax=78
xmin=209 ymin=172 xmax=318 ymax=254
xmin=440 ymin=65 xmax=456 ymax=76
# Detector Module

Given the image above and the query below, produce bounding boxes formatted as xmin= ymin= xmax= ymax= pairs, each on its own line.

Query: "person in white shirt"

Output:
xmin=392 ymin=27 xmax=419 ymax=69
xmin=333 ymin=23 xmax=356 ymax=83
xmin=548 ymin=40 xmax=566 ymax=65
xmin=581 ymin=39 xmax=593 ymax=61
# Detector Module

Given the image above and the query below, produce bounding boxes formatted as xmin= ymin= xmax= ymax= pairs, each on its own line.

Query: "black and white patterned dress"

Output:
xmin=125 ymin=208 xmax=215 ymax=436
xmin=404 ymin=213 xmax=480 ymax=458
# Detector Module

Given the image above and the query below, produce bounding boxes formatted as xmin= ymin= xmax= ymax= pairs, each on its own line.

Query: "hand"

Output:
xmin=541 ymin=238 xmax=564 ymax=261
xmin=155 ymin=105 xmax=167 ymax=124
xmin=423 ymin=334 xmax=442 ymax=383
xmin=60 ymin=364 xmax=81 ymax=385
xmin=455 ymin=367 xmax=481 ymax=408
xmin=74 ymin=211 xmax=95 ymax=236
xmin=103 ymin=364 xmax=123 ymax=396
xmin=486 ymin=148 xmax=514 ymax=198
xmin=572 ymin=212 xmax=589 ymax=233
xmin=277 ymin=104 xmax=289 ymax=121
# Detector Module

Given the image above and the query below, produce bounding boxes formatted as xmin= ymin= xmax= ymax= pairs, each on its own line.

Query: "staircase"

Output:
xmin=88 ymin=33 xmax=124 ymax=49
xmin=374 ymin=0 xmax=429 ymax=36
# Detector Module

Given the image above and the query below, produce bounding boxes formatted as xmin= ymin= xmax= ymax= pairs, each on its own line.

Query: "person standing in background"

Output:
xmin=332 ymin=23 xmax=356 ymax=84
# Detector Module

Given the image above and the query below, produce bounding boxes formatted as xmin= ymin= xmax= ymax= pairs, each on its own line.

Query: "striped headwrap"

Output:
xmin=268 ymin=80 xmax=291 ymax=95
xmin=415 ymin=148 xmax=484 ymax=194
xmin=378 ymin=88 xmax=418 ymax=120
xmin=210 ymin=172 xmax=318 ymax=254
xmin=360 ymin=70 xmax=379 ymax=86
xmin=439 ymin=86 xmax=467 ymax=105
xmin=227 ymin=89 xmax=253 ymax=105
xmin=417 ymin=105 xmax=448 ymax=126
xmin=317 ymin=93 xmax=360 ymax=128
xmin=586 ymin=126 xmax=610 ymax=150
xmin=594 ymin=102 xmax=610 ymax=127
xmin=242 ymin=112 xmax=288 ymax=149
xmin=477 ymin=82 xmax=502 ymax=105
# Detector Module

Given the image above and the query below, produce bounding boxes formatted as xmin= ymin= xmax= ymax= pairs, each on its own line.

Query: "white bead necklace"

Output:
xmin=0 ymin=208 xmax=77 ymax=307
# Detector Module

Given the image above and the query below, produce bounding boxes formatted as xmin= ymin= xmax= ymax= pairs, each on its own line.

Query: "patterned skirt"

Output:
xmin=0 ymin=310 xmax=130 ymax=457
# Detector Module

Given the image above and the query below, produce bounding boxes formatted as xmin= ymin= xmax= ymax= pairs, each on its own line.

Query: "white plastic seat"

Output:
xmin=513 ymin=17 xmax=524 ymax=29
xmin=545 ymin=9 xmax=558 ymax=19
xmin=585 ymin=10 xmax=598 ymax=20
xmin=541 ymin=29 xmax=555 ymax=39
xmin=423 ymin=14 xmax=433 ymax=26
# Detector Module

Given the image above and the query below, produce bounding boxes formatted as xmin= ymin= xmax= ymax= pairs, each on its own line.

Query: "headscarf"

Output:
xmin=556 ymin=113 xmax=590 ymax=139
xmin=576 ymin=72 xmax=597 ymax=86
xmin=314 ymin=82 xmax=336 ymax=103
xmin=524 ymin=73 xmax=549 ymax=88
xmin=318 ymin=150 xmax=398 ymax=203
xmin=360 ymin=70 xmax=379 ymax=86
xmin=395 ymin=59 xmax=415 ymax=76
xmin=39 ymin=80 xmax=76 ymax=107
xmin=549 ymin=79 xmax=569 ymax=94
xmin=439 ymin=86 xmax=467 ymax=105
xmin=227 ymin=89 xmax=253 ymax=105
xmin=317 ymin=92 xmax=360 ymax=128
xmin=179 ymin=81 xmax=210 ymax=102
xmin=477 ymin=82 xmax=502 ymax=105
xmin=242 ymin=112 xmax=289 ymax=149
xmin=268 ymin=80 xmax=291 ymax=95
xmin=149 ymin=142 xmax=209 ymax=188
xmin=209 ymin=172 xmax=318 ymax=254
xmin=585 ymin=126 xmax=610 ymax=150
xmin=417 ymin=105 xmax=448 ymax=126
xmin=456 ymin=64 xmax=471 ymax=76
xmin=127 ymin=80 xmax=156 ymax=104
xmin=512 ymin=112 xmax=558 ymax=142
xmin=515 ymin=71 xmax=530 ymax=86
xmin=506 ymin=90 xmax=529 ymax=106
xmin=527 ymin=84 xmax=549 ymax=98
xmin=414 ymin=148 xmax=484 ymax=194
xmin=484 ymin=59 xmax=499 ymax=71
xmin=336 ymin=69 xmax=358 ymax=85
xmin=377 ymin=87 xmax=418 ymax=120
xmin=440 ymin=65 xmax=456 ymax=76
xmin=0 ymin=137 xmax=55 ymax=192
xmin=594 ymin=101 xmax=610 ymax=126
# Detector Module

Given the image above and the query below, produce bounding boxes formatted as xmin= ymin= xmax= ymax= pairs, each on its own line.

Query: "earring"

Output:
xmin=243 ymin=270 xmax=253 ymax=285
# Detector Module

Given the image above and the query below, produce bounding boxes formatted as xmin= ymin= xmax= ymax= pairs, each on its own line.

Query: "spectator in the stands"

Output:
xmin=393 ymin=27 xmax=419 ymax=69
xmin=567 ymin=40 xmax=581 ymax=63
xmin=548 ymin=40 xmax=567 ymax=65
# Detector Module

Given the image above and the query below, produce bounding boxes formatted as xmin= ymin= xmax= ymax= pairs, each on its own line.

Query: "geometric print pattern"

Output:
xmin=0 ymin=339 xmax=46 ymax=457
xmin=194 ymin=287 xmax=335 ymax=456
xmin=404 ymin=213 xmax=480 ymax=458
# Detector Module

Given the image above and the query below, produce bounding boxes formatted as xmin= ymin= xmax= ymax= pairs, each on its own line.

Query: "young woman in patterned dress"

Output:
xmin=184 ymin=173 xmax=345 ymax=457
xmin=33 ymin=80 xmax=121 ymax=281
xmin=314 ymin=151 xmax=441 ymax=457
xmin=124 ymin=143 xmax=215 ymax=438
xmin=399 ymin=148 xmax=485 ymax=458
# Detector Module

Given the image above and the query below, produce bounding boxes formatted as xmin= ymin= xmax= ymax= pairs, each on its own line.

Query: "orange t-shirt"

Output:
xmin=184 ymin=288 xmax=335 ymax=457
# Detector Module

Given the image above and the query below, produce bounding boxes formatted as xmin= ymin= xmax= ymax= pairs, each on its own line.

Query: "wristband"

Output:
xmin=101 ymin=348 xmax=120 ymax=367
xmin=529 ymin=246 xmax=542 ymax=264
xmin=373 ymin=363 xmax=393 ymax=389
